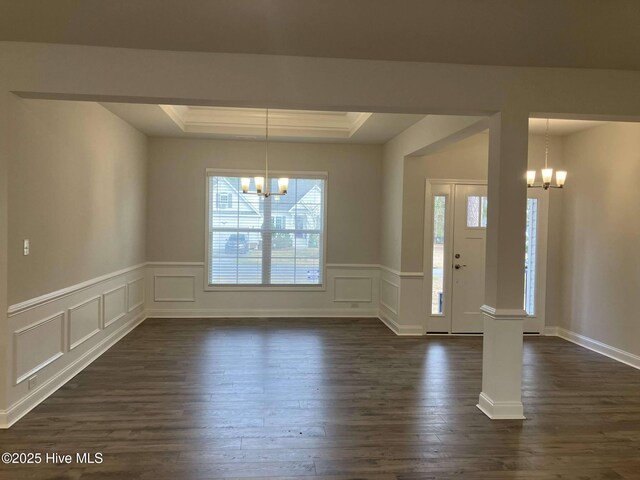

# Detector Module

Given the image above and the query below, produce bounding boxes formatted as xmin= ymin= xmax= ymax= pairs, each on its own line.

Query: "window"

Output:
xmin=524 ymin=197 xmax=538 ymax=315
xmin=466 ymin=195 xmax=488 ymax=228
xmin=273 ymin=216 xmax=286 ymax=230
xmin=431 ymin=195 xmax=446 ymax=314
xmin=207 ymin=173 xmax=325 ymax=287
xmin=217 ymin=192 xmax=233 ymax=209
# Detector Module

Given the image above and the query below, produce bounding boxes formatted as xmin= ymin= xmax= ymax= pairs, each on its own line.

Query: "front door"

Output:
xmin=451 ymin=185 xmax=487 ymax=333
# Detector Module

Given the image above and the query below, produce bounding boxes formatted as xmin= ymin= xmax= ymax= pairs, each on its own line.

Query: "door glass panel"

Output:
xmin=524 ymin=198 xmax=538 ymax=315
xmin=466 ymin=195 xmax=488 ymax=228
xmin=432 ymin=195 xmax=446 ymax=314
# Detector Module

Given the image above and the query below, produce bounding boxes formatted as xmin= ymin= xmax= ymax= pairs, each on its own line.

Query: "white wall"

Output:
xmin=379 ymin=116 xmax=483 ymax=272
xmin=559 ymin=122 xmax=640 ymax=357
xmin=145 ymin=137 xmax=382 ymax=318
xmin=8 ymin=98 xmax=147 ymax=305
xmin=147 ymin=137 xmax=381 ymax=264
xmin=2 ymin=98 xmax=147 ymax=427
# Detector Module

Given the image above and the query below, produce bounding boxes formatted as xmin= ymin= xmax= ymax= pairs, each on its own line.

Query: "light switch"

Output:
xmin=23 ymin=239 xmax=30 ymax=256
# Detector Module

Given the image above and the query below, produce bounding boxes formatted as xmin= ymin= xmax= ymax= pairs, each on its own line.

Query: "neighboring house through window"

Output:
xmin=206 ymin=172 xmax=326 ymax=287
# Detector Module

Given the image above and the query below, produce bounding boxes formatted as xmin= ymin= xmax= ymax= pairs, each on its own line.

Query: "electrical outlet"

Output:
xmin=28 ymin=375 xmax=38 ymax=390
xmin=23 ymin=239 xmax=30 ymax=256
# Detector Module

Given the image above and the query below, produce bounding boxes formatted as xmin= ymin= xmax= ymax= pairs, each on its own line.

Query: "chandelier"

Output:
xmin=527 ymin=118 xmax=567 ymax=190
xmin=241 ymin=108 xmax=288 ymax=198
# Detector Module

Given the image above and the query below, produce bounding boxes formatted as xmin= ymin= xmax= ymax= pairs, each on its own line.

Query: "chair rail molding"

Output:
xmin=7 ymin=263 xmax=147 ymax=317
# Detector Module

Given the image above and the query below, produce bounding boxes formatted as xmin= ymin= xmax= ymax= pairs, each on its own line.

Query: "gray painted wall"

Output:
xmin=559 ymin=122 xmax=640 ymax=356
xmin=8 ymin=99 xmax=147 ymax=305
xmin=146 ymin=138 xmax=382 ymax=265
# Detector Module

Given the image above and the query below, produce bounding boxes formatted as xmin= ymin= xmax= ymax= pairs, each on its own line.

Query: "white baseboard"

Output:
xmin=378 ymin=311 xmax=424 ymax=336
xmin=477 ymin=392 xmax=525 ymax=420
xmin=543 ymin=326 xmax=559 ymax=336
xmin=549 ymin=327 xmax=640 ymax=370
xmin=147 ymin=308 xmax=379 ymax=319
xmin=0 ymin=311 xmax=146 ymax=429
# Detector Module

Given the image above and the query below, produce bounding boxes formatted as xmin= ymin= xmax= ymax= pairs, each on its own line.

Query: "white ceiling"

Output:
xmin=102 ymin=103 xmax=612 ymax=143
xmin=101 ymin=103 xmax=426 ymax=144
xmin=2 ymin=1 xmax=640 ymax=71
xmin=528 ymin=119 xmax=609 ymax=136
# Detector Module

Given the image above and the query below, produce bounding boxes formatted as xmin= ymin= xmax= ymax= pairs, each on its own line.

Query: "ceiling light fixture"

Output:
xmin=241 ymin=109 xmax=288 ymax=198
xmin=527 ymin=118 xmax=567 ymax=190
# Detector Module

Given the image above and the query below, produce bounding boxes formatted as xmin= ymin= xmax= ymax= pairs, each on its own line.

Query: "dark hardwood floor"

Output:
xmin=1 ymin=318 xmax=639 ymax=479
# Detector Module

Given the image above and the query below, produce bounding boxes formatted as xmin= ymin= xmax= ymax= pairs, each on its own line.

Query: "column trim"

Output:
xmin=477 ymin=392 xmax=525 ymax=420
xmin=480 ymin=305 xmax=527 ymax=319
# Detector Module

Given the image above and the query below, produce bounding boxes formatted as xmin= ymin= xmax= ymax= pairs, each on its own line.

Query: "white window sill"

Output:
xmin=205 ymin=284 xmax=326 ymax=292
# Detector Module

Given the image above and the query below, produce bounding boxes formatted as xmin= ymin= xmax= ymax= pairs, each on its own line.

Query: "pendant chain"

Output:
xmin=265 ymin=108 xmax=269 ymax=191
xmin=544 ymin=118 xmax=550 ymax=169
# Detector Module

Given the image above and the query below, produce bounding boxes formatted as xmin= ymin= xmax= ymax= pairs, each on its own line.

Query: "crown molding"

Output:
xmin=159 ymin=105 xmax=372 ymax=139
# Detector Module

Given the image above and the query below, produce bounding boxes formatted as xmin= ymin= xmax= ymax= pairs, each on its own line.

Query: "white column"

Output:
xmin=477 ymin=107 xmax=529 ymax=420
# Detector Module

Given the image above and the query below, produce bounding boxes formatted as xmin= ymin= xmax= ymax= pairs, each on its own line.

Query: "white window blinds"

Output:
xmin=207 ymin=174 xmax=325 ymax=286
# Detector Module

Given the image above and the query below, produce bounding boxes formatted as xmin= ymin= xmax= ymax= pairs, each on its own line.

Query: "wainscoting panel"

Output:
xmin=14 ymin=312 xmax=65 ymax=385
xmin=127 ymin=277 xmax=145 ymax=312
xmin=380 ymin=278 xmax=399 ymax=315
xmin=3 ymin=264 xmax=147 ymax=429
xmin=333 ymin=276 xmax=373 ymax=303
xmin=378 ymin=268 xmax=425 ymax=336
xmin=146 ymin=263 xmax=379 ymax=318
xmin=154 ymin=274 xmax=196 ymax=302
xmin=102 ymin=285 xmax=127 ymax=328
xmin=68 ymin=296 xmax=101 ymax=350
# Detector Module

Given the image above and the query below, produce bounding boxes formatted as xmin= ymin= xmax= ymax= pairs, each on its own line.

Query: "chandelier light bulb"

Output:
xmin=254 ymin=176 xmax=264 ymax=193
xmin=555 ymin=170 xmax=567 ymax=187
xmin=526 ymin=170 xmax=536 ymax=186
xmin=278 ymin=177 xmax=289 ymax=194
xmin=241 ymin=177 xmax=250 ymax=193
xmin=541 ymin=168 xmax=553 ymax=185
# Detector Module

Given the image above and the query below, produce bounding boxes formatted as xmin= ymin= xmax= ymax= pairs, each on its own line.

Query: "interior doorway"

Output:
xmin=424 ymin=180 xmax=547 ymax=334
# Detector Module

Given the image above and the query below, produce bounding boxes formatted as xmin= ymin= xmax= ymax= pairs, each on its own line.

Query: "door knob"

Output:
xmin=454 ymin=264 xmax=467 ymax=270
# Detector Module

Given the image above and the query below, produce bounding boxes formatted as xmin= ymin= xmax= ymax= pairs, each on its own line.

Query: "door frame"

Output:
xmin=423 ymin=179 xmax=549 ymax=334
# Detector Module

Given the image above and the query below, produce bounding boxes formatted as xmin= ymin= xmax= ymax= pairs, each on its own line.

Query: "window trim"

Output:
xmin=204 ymin=168 xmax=328 ymax=292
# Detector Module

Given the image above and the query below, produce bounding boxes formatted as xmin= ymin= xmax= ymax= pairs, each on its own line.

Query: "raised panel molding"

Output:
xmin=333 ymin=276 xmax=373 ymax=303
xmin=67 ymin=296 xmax=102 ymax=351
xmin=154 ymin=274 xmax=196 ymax=302
xmin=14 ymin=312 xmax=65 ymax=385
xmin=127 ymin=277 xmax=145 ymax=312
xmin=380 ymin=278 xmax=399 ymax=315
xmin=4 ymin=264 xmax=149 ymax=429
xmin=103 ymin=285 xmax=127 ymax=328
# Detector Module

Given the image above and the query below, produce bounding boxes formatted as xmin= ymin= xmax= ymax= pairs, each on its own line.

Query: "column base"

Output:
xmin=478 ymin=305 xmax=527 ymax=420
xmin=477 ymin=392 xmax=525 ymax=420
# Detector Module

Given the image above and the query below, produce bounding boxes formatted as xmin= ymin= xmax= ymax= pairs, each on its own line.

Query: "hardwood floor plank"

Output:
xmin=0 ymin=317 xmax=639 ymax=479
